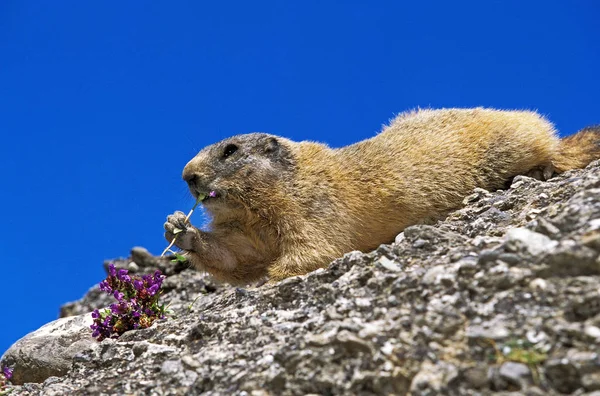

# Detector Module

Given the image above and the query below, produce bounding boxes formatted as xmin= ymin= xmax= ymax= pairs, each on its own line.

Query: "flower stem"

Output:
xmin=188 ymin=294 xmax=203 ymax=311
xmin=160 ymin=197 xmax=203 ymax=257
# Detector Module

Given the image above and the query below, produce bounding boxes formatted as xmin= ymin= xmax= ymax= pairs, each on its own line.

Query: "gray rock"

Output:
xmin=539 ymin=240 xmax=600 ymax=277
xmin=130 ymin=246 xmax=156 ymax=267
xmin=462 ymin=365 xmax=488 ymax=389
xmin=566 ymin=292 xmax=600 ymax=321
xmin=422 ymin=265 xmax=449 ymax=285
xmin=583 ymin=372 xmax=600 ymax=391
xmin=466 ymin=318 xmax=510 ymax=340
xmin=477 ymin=249 xmax=500 ymax=265
xmin=504 ymin=228 xmax=557 ymax=256
xmin=1 ymin=313 xmax=96 ymax=384
xmin=532 ymin=217 xmax=561 ymax=237
xmin=376 ymin=256 xmax=402 ymax=272
xmin=3 ymin=159 xmax=600 ymax=395
xmin=498 ymin=362 xmax=531 ymax=389
xmin=497 ymin=252 xmax=521 ymax=265
xmin=545 ymin=359 xmax=582 ymax=394
xmin=410 ymin=360 xmax=459 ymax=395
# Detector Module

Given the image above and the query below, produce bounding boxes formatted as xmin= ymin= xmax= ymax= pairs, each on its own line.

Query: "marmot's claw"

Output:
xmin=166 ymin=211 xmax=188 ymax=230
xmin=164 ymin=211 xmax=198 ymax=251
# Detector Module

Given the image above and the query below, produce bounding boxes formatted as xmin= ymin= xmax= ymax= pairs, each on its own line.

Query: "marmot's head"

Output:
xmin=182 ymin=133 xmax=296 ymax=212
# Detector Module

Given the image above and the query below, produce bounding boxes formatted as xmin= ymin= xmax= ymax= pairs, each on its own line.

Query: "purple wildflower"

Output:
xmin=3 ymin=366 xmax=12 ymax=380
xmin=153 ymin=270 xmax=164 ymax=284
xmin=133 ymin=279 xmax=144 ymax=291
xmin=90 ymin=309 xmax=115 ymax=341
xmin=99 ymin=280 xmax=112 ymax=293
xmin=92 ymin=267 xmax=167 ymax=341
xmin=113 ymin=290 xmax=124 ymax=301
xmin=208 ymin=190 xmax=217 ymax=198
xmin=148 ymin=283 xmax=160 ymax=296
xmin=117 ymin=268 xmax=131 ymax=282
xmin=110 ymin=303 xmax=125 ymax=315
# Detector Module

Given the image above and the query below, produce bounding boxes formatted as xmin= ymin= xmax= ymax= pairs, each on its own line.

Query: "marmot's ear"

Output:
xmin=264 ymin=137 xmax=279 ymax=154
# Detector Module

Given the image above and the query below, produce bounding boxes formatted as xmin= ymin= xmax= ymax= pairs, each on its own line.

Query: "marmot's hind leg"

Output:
xmin=526 ymin=163 xmax=556 ymax=181
xmin=268 ymin=252 xmax=332 ymax=283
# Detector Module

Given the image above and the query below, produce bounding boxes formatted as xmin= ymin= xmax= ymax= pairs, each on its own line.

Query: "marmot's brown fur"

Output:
xmin=164 ymin=108 xmax=600 ymax=284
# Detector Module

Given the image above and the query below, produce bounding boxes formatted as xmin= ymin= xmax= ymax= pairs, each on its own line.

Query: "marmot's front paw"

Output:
xmin=164 ymin=211 xmax=200 ymax=251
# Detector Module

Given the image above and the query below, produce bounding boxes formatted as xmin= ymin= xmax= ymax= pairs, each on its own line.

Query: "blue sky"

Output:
xmin=1 ymin=1 xmax=598 ymax=355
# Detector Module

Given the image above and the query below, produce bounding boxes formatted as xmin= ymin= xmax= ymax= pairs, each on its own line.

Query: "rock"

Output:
xmin=422 ymin=265 xmax=448 ymax=285
xmin=582 ymin=373 xmax=600 ymax=392
xmin=3 ymin=159 xmax=600 ymax=394
xmin=504 ymin=228 xmax=557 ymax=256
xmin=528 ymin=278 xmax=548 ymax=290
xmin=477 ymin=249 xmax=499 ymax=265
xmin=539 ymin=240 xmax=600 ymax=277
xmin=410 ymin=360 xmax=459 ymax=395
xmin=545 ymin=359 xmax=582 ymax=394
xmin=466 ymin=318 xmax=510 ymax=340
xmin=403 ymin=224 xmax=467 ymax=247
xmin=335 ymin=330 xmax=373 ymax=355
xmin=462 ymin=365 xmax=488 ymax=389
xmin=1 ymin=313 xmax=96 ymax=384
xmin=130 ymin=246 xmax=156 ymax=267
xmin=532 ymin=217 xmax=561 ymax=237
xmin=585 ymin=326 xmax=600 ymax=340
xmin=566 ymin=292 xmax=600 ymax=321
xmin=376 ymin=256 xmax=402 ymax=272
xmin=498 ymin=362 xmax=531 ymax=389
xmin=463 ymin=188 xmax=491 ymax=204
xmin=497 ymin=252 xmax=521 ymax=265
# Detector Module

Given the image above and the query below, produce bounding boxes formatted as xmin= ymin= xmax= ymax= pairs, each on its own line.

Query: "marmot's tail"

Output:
xmin=553 ymin=125 xmax=600 ymax=173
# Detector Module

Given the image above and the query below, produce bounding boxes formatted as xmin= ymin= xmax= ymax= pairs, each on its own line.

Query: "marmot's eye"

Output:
xmin=222 ymin=144 xmax=238 ymax=159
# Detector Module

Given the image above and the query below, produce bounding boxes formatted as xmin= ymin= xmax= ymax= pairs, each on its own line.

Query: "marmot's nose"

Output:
xmin=182 ymin=170 xmax=198 ymax=187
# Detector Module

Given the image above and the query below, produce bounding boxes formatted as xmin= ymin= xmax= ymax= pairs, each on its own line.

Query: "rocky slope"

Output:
xmin=3 ymin=161 xmax=600 ymax=395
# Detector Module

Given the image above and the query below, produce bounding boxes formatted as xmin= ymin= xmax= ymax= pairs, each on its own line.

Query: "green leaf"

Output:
xmin=171 ymin=253 xmax=188 ymax=263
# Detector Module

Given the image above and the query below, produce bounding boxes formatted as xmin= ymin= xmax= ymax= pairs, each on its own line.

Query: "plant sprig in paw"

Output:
xmin=90 ymin=264 xmax=168 ymax=341
xmin=161 ymin=192 xmax=214 ymax=260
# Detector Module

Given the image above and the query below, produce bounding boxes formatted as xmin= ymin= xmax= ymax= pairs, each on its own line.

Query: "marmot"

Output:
xmin=164 ymin=108 xmax=600 ymax=284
